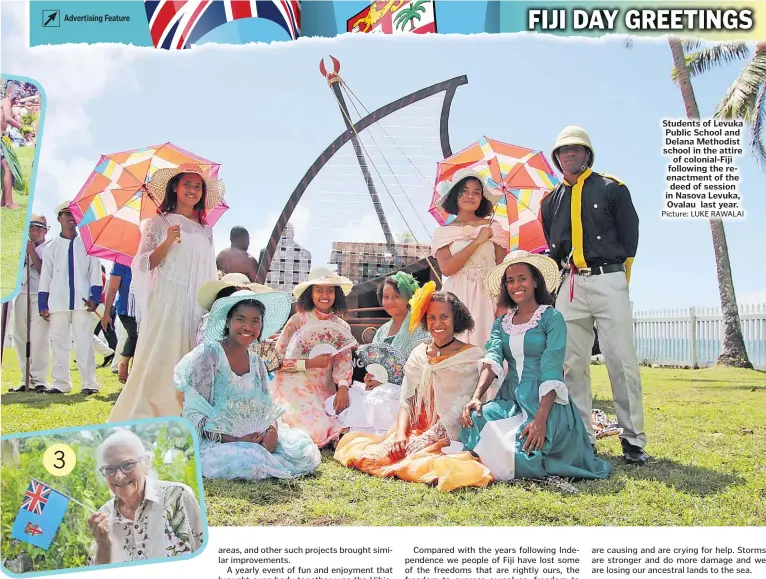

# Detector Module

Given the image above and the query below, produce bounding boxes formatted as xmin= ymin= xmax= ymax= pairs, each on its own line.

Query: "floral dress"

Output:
xmin=460 ymin=305 xmax=612 ymax=481
xmin=88 ymin=479 xmax=203 ymax=565
xmin=270 ymin=310 xmax=354 ymax=447
xmin=174 ymin=341 xmax=321 ymax=480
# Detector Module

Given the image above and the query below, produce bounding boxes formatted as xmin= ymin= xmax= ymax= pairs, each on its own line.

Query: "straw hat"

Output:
xmin=203 ymin=289 xmax=292 ymax=344
xmin=292 ymin=267 xmax=353 ymax=300
xmin=433 ymin=168 xmax=501 ymax=209
xmin=246 ymin=282 xmax=274 ymax=294
xmin=29 ymin=214 xmax=49 ymax=229
xmin=146 ymin=162 xmax=225 ymax=212
xmin=55 ymin=200 xmax=72 ymax=216
xmin=484 ymin=250 xmax=559 ymax=298
xmin=551 ymin=126 xmax=594 ymax=172
xmin=197 ymin=273 xmax=249 ymax=311
xmin=197 ymin=273 xmax=275 ymax=312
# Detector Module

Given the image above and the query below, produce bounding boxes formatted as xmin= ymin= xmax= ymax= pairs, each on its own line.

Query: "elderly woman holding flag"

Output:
xmin=87 ymin=430 xmax=204 ymax=565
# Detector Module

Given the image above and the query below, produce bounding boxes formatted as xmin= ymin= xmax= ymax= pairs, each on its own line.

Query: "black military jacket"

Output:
xmin=540 ymin=169 xmax=639 ymax=269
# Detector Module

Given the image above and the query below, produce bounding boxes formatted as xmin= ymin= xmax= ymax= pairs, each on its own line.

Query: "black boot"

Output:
xmin=620 ymin=439 xmax=647 ymax=465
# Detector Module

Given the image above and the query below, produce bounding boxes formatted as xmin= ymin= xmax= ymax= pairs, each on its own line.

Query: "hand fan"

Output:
xmin=591 ymin=408 xmax=623 ymax=439
xmin=285 ymin=320 xmax=357 ymax=360
xmin=356 ymin=343 xmax=407 ymax=385
xmin=205 ymin=389 xmax=286 ymax=438
xmin=251 ymin=340 xmax=282 ymax=372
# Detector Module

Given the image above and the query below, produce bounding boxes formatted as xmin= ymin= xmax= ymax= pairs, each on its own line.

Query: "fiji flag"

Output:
xmin=11 ymin=481 xmax=70 ymax=550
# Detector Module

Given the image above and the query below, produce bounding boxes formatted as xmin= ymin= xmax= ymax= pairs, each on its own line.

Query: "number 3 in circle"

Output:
xmin=43 ymin=444 xmax=76 ymax=477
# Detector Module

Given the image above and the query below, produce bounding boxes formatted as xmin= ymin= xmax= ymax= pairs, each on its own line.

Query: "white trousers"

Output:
xmin=11 ymin=292 xmax=50 ymax=387
xmin=555 ymin=271 xmax=646 ymax=448
xmin=91 ymin=334 xmax=112 ymax=356
xmin=49 ymin=310 xmax=99 ymax=392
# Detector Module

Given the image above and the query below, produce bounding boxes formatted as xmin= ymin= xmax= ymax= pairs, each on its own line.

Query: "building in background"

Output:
xmin=262 ymin=223 xmax=312 ymax=292
xmin=330 ymin=239 xmax=431 ymax=285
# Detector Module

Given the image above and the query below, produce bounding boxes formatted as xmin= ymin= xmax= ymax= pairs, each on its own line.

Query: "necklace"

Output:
xmin=433 ymin=337 xmax=456 ymax=357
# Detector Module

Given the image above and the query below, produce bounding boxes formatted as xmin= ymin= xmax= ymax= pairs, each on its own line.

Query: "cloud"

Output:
xmin=739 ymin=289 xmax=766 ymax=305
xmin=1 ymin=1 xmax=141 ymax=213
xmin=332 ymin=213 xmax=389 ymax=244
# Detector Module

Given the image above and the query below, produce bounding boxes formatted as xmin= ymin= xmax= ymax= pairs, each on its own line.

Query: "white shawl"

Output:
xmin=400 ymin=343 xmax=494 ymax=439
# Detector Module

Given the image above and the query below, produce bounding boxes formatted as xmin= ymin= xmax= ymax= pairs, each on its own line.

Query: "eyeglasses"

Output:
xmin=99 ymin=460 xmax=139 ymax=477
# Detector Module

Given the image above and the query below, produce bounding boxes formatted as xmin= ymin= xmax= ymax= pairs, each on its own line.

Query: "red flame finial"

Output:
xmin=319 ymin=56 xmax=341 ymax=84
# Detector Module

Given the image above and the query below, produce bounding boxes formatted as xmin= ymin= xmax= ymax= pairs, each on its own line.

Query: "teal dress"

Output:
xmin=460 ymin=305 xmax=611 ymax=480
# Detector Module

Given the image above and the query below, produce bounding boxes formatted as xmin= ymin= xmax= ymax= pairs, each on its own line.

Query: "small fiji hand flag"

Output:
xmin=11 ymin=480 xmax=70 ymax=550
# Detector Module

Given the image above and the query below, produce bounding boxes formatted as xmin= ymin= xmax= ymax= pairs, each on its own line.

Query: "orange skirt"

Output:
xmin=334 ymin=422 xmax=493 ymax=492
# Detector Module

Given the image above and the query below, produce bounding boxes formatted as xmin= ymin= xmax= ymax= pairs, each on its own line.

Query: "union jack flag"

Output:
xmin=144 ymin=1 xmax=301 ymax=50
xmin=21 ymin=481 xmax=51 ymax=516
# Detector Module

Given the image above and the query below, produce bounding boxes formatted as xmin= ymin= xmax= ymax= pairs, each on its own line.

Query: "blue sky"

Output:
xmin=2 ymin=2 xmax=764 ymax=311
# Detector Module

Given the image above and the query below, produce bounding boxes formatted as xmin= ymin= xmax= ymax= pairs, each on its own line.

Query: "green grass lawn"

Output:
xmin=1 ymin=146 xmax=35 ymax=299
xmin=1 ymin=352 xmax=764 ymax=526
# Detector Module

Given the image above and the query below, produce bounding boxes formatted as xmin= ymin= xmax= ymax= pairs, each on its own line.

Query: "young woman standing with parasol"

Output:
xmin=431 ymin=170 xmax=508 ymax=351
xmin=108 ymin=164 xmax=222 ymax=421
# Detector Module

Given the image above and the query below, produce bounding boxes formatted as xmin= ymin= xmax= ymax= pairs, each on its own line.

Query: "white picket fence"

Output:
xmin=633 ymin=303 xmax=766 ymax=370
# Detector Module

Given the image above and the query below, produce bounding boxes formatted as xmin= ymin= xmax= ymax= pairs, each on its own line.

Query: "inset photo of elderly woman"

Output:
xmin=0 ymin=418 xmax=206 ymax=576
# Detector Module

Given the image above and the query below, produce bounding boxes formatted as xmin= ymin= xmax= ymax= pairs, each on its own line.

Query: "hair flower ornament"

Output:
xmin=408 ymin=281 xmax=437 ymax=333
xmin=392 ymin=271 xmax=420 ymax=301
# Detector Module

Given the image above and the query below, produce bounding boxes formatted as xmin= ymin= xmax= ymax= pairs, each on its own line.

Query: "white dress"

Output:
xmin=431 ymin=222 xmax=508 ymax=350
xmin=108 ymin=214 xmax=217 ymax=421
xmin=325 ymin=381 xmax=401 ymax=435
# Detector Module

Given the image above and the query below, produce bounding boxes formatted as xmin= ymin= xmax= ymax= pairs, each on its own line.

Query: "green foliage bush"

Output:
xmin=1 ymin=423 xmax=200 ymax=573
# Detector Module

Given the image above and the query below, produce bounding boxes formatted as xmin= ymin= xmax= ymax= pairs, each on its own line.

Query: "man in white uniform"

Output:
xmin=9 ymin=214 xmax=51 ymax=392
xmin=38 ymin=201 xmax=103 ymax=394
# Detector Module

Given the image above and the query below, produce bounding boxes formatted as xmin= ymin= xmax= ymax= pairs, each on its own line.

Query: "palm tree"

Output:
xmin=668 ymin=37 xmax=753 ymax=368
xmin=672 ymin=40 xmax=766 ymax=166
xmin=393 ymin=0 xmax=430 ymax=32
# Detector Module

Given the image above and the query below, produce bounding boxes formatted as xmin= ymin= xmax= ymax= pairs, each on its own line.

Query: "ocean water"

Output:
xmin=634 ymin=337 xmax=766 ymax=369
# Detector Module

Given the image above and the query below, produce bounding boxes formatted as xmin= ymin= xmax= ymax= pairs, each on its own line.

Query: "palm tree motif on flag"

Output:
xmin=348 ymin=0 xmax=436 ymax=34
xmin=393 ymin=0 xmax=432 ymax=32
